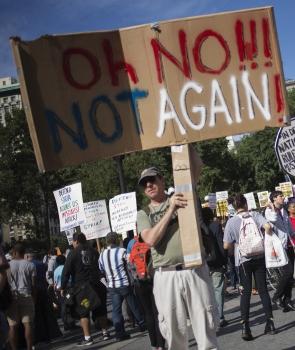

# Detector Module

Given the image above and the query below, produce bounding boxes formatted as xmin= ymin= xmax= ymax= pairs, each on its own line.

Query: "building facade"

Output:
xmin=0 ymin=77 xmax=21 ymax=126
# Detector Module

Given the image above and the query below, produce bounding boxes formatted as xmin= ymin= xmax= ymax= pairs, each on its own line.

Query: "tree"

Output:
xmin=235 ymin=128 xmax=285 ymax=193
xmin=0 ymin=109 xmax=78 ymax=240
xmin=194 ymin=139 xmax=239 ymax=200
xmin=287 ymin=88 xmax=295 ymax=116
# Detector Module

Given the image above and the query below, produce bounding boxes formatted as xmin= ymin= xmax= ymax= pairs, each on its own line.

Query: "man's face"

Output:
xmin=288 ymin=202 xmax=295 ymax=215
xmin=274 ymin=193 xmax=284 ymax=207
xmin=142 ymin=176 xmax=165 ymax=200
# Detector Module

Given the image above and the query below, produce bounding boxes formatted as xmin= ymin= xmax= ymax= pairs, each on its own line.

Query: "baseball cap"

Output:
xmin=138 ymin=167 xmax=162 ymax=185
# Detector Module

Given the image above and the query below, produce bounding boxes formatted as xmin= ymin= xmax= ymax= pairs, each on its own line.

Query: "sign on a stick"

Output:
xmin=53 ymin=182 xmax=86 ymax=231
xmin=109 ymin=192 xmax=137 ymax=233
xmin=275 ymin=117 xmax=295 ymax=177
xmin=11 ymin=7 xmax=288 ymax=172
xmin=80 ymin=200 xmax=111 ymax=239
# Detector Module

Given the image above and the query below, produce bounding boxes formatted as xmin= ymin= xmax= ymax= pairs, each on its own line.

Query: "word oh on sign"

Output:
xmin=11 ymin=7 xmax=288 ymax=171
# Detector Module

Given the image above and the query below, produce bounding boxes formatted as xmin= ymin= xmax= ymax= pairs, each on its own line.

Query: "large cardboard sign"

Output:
xmin=80 ymin=200 xmax=111 ymax=239
xmin=11 ymin=7 xmax=288 ymax=172
xmin=53 ymin=182 xmax=86 ymax=231
xmin=109 ymin=192 xmax=137 ymax=233
xmin=275 ymin=117 xmax=295 ymax=177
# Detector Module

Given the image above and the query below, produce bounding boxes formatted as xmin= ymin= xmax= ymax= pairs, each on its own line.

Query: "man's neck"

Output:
xmin=274 ymin=203 xmax=282 ymax=210
xmin=150 ymin=194 xmax=168 ymax=206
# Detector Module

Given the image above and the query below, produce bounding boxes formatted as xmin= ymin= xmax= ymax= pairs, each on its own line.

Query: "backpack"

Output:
xmin=129 ymin=237 xmax=152 ymax=280
xmin=202 ymin=225 xmax=227 ymax=269
xmin=238 ymin=213 xmax=264 ymax=258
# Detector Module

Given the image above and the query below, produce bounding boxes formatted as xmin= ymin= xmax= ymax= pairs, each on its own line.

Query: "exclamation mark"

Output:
xmin=235 ymin=19 xmax=258 ymax=70
xmin=263 ymin=18 xmax=272 ymax=67
xmin=274 ymin=74 xmax=284 ymax=119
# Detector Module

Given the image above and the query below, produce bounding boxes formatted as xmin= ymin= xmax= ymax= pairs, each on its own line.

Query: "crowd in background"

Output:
xmin=0 ymin=186 xmax=295 ymax=350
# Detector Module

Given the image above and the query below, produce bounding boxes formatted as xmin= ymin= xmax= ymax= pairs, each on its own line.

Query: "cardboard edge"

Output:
xmin=10 ymin=37 xmax=46 ymax=172
xmin=269 ymin=7 xmax=290 ymax=124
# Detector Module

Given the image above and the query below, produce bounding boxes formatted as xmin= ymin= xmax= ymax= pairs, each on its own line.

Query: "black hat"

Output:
xmin=138 ymin=167 xmax=162 ymax=186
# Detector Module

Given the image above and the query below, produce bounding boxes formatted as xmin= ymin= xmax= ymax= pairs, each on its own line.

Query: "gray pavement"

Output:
xmin=38 ymin=288 xmax=295 ymax=350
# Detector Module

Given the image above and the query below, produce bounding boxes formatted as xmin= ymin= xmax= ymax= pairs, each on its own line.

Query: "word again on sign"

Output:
xmin=11 ymin=7 xmax=288 ymax=172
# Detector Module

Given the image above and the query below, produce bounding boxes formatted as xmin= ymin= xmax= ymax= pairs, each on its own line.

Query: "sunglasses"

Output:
xmin=141 ymin=176 xmax=157 ymax=187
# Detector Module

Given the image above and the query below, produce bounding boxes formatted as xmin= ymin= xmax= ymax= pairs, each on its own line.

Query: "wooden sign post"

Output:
xmin=171 ymin=144 xmax=204 ymax=267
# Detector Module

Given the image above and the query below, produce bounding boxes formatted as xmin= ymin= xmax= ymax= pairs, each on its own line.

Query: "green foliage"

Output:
xmin=287 ymin=88 xmax=295 ymax=116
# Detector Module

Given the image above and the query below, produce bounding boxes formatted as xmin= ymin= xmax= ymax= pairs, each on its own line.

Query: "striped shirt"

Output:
xmin=98 ymin=247 xmax=130 ymax=288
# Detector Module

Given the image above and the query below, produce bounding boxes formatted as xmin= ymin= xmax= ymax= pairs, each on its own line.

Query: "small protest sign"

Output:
xmin=53 ymin=182 xmax=86 ymax=231
xmin=257 ymin=191 xmax=269 ymax=208
xmin=80 ymin=200 xmax=111 ymax=239
xmin=216 ymin=200 xmax=228 ymax=218
xmin=208 ymin=193 xmax=217 ymax=210
xmin=275 ymin=117 xmax=295 ymax=177
xmin=244 ymin=192 xmax=257 ymax=210
xmin=216 ymin=191 xmax=229 ymax=202
xmin=109 ymin=192 xmax=137 ymax=233
xmin=63 ymin=227 xmax=79 ymax=245
xmin=279 ymin=181 xmax=293 ymax=198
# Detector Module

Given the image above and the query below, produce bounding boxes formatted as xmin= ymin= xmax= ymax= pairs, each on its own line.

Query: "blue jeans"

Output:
xmin=108 ymin=286 xmax=144 ymax=338
xmin=210 ymin=270 xmax=225 ymax=320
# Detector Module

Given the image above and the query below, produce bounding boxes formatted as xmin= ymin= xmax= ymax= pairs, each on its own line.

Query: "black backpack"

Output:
xmin=201 ymin=227 xmax=227 ymax=269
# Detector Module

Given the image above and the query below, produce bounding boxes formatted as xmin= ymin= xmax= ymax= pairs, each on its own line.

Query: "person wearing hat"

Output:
xmin=137 ymin=167 xmax=219 ymax=350
xmin=265 ymin=191 xmax=295 ymax=312
xmin=98 ymin=232 xmax=145 ymax=342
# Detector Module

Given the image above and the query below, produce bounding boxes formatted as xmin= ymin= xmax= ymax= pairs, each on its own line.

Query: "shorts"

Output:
xmin=6 ymin=294 xmax=34 ymax=326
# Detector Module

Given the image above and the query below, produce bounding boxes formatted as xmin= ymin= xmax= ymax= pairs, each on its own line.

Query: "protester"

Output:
xmin=54 ymin=254 xmax=76 ymax=331
xmin=6 ymin=243 xmax=36 ymax=350
xmin=61 ymin=232 xmax=110 ymax=346
xmin=137 ymin=167 xmax=219 ymax=350
xmin=129 ymin=234 xmax=166 ymax=350
xmin=224 ymin=194 xmax=275 ymax=341
xmin=265 ymin=191 xmax=295 ymax=311
xmin=26 ymin=251 xmax=62 ymax=343
xmin=202 ymin=207 xmax=228 ymax=330
xmin=0 ymin=239 xmax=10 ymax=349
xmin=99 ymin=232 xmax=145 ymax=341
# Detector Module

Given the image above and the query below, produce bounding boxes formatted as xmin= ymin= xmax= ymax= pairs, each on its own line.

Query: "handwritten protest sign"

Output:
xmin=53 ymin=183 xmax=86 ymax=231
xmin=244 ymin=192 xmax=257 ymax=210
xmin=257 ymin=191 xmax=269 ymax=207
xmin=109 ymin=192 xmax=137 ymax=233
xmin=216 ymin=191 xmax=229 ymax=201
xmin=275 ymin=117 xmax=295 ymax=176
xmin=279 ymin=181 xmax=293 ymax=198
xmin=81 ymin=200 xmax=111 ymax=239
xmin=11 ymin=7 xmax=288 ymax=172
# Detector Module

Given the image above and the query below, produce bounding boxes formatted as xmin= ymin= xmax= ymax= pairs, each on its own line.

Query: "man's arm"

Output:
xmin=141 ymin=193 xmax=187 ymax=247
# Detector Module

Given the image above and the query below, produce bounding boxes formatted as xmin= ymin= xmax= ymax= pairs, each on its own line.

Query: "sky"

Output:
xmin=0 ymin=0 xmax=294 ymax=80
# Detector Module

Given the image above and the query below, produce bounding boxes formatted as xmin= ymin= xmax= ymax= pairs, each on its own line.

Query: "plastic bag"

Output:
xmin=264 ymin=233 xmax=288 ymax=268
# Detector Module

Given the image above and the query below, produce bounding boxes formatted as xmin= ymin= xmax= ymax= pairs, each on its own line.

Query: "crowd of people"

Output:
xmin=0 ymin=167 xmax=295 ymax=350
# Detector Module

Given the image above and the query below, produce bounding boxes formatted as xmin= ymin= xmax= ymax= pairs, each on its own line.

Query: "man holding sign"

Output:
xmin=137 ymin=167 xmax=218 ymax=350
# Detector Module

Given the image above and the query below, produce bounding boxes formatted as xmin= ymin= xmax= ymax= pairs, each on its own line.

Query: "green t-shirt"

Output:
xmin=137 ymin=198 xmax=183 ymax=268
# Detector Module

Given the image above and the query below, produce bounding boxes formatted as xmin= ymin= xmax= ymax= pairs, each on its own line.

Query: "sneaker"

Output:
xmin=76 ymin=337 xmax=94 ymax=346
xmin=272 ymin=297 xmax=285 ymax=309
xmin=102 ymin=332 xmax=111 ymax=340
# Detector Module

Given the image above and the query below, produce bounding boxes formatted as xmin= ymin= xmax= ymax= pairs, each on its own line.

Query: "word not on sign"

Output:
xmin=11 ymin=7 xmax=288 ymax=171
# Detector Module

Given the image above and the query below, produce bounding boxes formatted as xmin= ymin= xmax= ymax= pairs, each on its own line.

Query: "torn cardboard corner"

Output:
xmin=171 ymin=144 xmax=204 ymax=267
